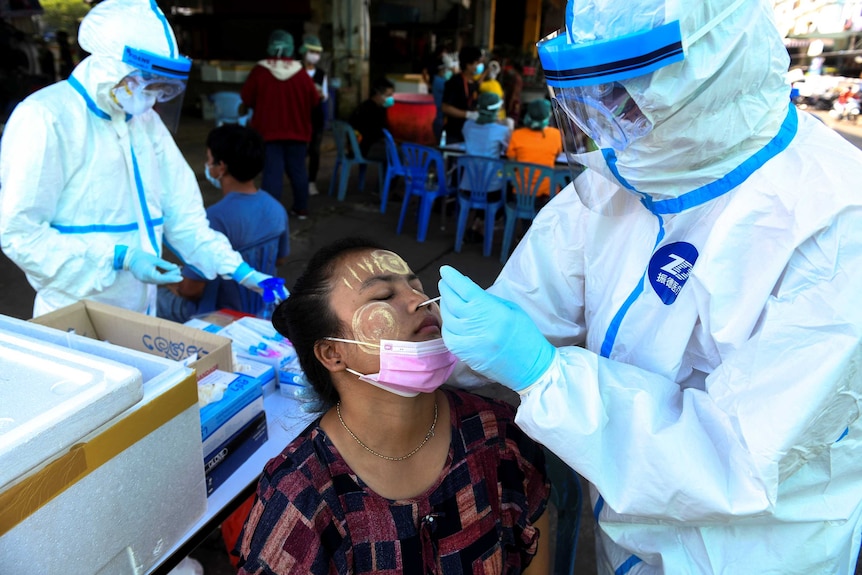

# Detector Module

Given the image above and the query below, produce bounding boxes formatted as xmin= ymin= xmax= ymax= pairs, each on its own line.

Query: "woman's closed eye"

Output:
xmin=371 ymin=291 xmax=395 ymax=301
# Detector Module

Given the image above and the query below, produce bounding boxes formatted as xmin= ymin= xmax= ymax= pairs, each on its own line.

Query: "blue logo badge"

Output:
xmin=648 ymin=242 xmax=698 ymax=305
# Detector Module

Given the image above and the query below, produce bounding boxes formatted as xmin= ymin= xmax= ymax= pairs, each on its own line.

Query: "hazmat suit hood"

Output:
xmin=71 ymin=0 xmax=190 ymax=122
xmin=546 ymin=0 xmax=790 ymax=201
xmin=256 ymin=58 xmax=302 ymax=81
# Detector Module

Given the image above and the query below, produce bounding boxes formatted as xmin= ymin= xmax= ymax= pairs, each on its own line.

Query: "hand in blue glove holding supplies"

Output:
xmin=438 ymin=265 xmax=556 ymax=392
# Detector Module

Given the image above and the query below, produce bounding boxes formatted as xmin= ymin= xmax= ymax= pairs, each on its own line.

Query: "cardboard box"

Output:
xmin=31 ymin=300 xmax=233 ymax=381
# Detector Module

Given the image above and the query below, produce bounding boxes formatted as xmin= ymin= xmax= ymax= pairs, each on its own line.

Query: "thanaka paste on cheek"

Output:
xmin=351 ymin=301 xmax=401 ymax=354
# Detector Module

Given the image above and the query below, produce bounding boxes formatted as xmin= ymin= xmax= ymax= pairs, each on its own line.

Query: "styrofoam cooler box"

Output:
xmin=0 ymin=315 xmax=207 ymax=575
xmin=0 ymin=330 xmax=143 ymax=488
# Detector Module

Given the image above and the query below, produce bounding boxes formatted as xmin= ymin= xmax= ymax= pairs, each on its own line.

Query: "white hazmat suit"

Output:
xmin=439 ymin=0 xmax=862 ymax=573
xmin=0 ymin=0 xmax=266 ymax=317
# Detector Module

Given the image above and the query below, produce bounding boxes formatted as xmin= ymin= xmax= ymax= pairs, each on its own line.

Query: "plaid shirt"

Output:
xmin=236 ymin=389 xmax=550 ymax=574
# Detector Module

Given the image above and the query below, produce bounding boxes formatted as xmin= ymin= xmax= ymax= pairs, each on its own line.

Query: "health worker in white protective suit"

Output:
xmin=0 ymin=0 xmax=277 ymax=317
xmin=438 ymin=0 xmax=862 ymax=573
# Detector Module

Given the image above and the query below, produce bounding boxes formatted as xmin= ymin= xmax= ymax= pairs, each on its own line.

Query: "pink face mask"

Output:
xmin=325 ymin=337 xmax=457 ymax=397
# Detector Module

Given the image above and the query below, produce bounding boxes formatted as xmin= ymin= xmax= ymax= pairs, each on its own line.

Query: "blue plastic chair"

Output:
xmin=196 ymin=234 xmax=281 ymax=316
xmin=209 ymin=91 xmax=252 ymax=127
xmin=500 ymin=161 xmax=556 ymax=263
xmin=396 ymin=143 xmax=454 ymax=242
xmin=453 ymin=155 xmax=506 ymax=257
xmin=380 ymin=129 xmax=409 ymax=213
xmin=329 ymin=120 xmax=383 ymax=201
xmin=543 ymin=447 xmax=583 ymax=575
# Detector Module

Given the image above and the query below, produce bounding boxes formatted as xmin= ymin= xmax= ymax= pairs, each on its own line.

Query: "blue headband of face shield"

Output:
xmin=122 ymin=46 xmax=192 ymax=80
xmin=538 ymin=21 xmax=683 ymax=89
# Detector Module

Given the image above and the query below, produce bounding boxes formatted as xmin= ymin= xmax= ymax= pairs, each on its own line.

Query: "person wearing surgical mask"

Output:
xmin=241 ymin=29 xmax=321 ymax=220
xmin=348 ymin=77 xmax=395 ymax=162
xmin=441 ymin=45 xmax=484 ymax=143
xmin=438 ymin=0 xmax=862 ymax=574
xmin=299 ymin=34 xmax=327 ymax=197
xmin=0 ymin=0 xmax=278 ymax=317
xmin=505 ymin=98 xmax=563 ymax=206
xmin=157 ymin=125 xmax=289 ymax=323
xmin=235 ymin=237 xmax=551 ymax=575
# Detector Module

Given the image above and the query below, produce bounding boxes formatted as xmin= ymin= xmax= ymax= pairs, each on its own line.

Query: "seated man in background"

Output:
xmin=158 ymin=125 xmax=290 ymax=323
xmin=506 ymin=98 xmax=563 ymax=209
xmin=348 ymin=77 xmax=395 ymax=162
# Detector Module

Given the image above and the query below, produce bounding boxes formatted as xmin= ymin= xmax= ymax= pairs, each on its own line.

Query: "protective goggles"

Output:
xmin=120 ymin=46 xmax=191 ymax=133
xmin=538 ymin=21 xmax=684 ymax=151
xmin=120 ymin=70 xmax=186 ymax=103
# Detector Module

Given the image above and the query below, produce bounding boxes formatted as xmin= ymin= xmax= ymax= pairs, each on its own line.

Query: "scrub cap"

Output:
xmin=78 ymin=0 xmax=181 ymax=63
xmin=524 ymin=99 xmax=551 ymax=130
xmin=299 ymin=34 xmax=323 ymax=55
xmin=476 ymin=91 xmax=502 ymax=124
xmin=267 ymin=30 xmax=294 ymax=58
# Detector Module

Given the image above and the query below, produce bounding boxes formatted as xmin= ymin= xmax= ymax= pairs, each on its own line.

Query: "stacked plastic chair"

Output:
xmin=396 ymin=143 xmax=454 ymax=242
xmin=329 ymin=120 xmax=383 ymax=201
xmin=500 ymin=161 xmax=556 ymax=263
xmin=380 ymin=129 xmax=409 ymax=213
xmin=208 ymin=91 xmax=252 ymax=127
xmin=453 ymin=155 xmax=506 ymax=258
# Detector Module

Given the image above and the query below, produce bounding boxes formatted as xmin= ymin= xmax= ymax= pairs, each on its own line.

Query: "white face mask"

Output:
xmin=305 ymin=52 xmax=321 ymax=65
xmin=111 ymin=84 xmax=157 ymax=116
xmin=326 ymin=337 xmax=457 ymax=398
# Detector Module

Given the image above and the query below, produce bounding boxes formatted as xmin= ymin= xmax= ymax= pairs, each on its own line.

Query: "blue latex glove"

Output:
xmin=116 ymin=245 xmax=183 ymax=285
xmin=232 ymin=263 xmax=273 ymax=297
xmin=438 ymin=265 xmax=556 ymax=392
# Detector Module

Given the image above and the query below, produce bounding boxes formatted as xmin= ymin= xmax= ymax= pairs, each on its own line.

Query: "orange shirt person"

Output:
xmin=506 ymin=99 xmax=562 ymax=199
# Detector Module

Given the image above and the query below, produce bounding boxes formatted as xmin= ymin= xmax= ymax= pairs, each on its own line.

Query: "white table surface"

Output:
xmin=147 ymin=383 xmax=315 ymax=574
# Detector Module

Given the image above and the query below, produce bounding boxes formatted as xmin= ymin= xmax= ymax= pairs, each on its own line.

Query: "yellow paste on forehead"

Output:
xmin=342 ymin=250 xmax=412 ymax=291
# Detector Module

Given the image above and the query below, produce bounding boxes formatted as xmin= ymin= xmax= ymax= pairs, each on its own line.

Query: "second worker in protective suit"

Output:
xmin=439 ymin=0 xmax=862 ymax=573
xmin=0 ymin=0 xmax=278 ymax=317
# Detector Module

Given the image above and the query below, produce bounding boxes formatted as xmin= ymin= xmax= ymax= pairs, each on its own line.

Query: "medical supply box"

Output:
xmin=0 ymin=314 xmax=207 ymax=575
xmin=31 ymin=299 xmax=234 ymax=381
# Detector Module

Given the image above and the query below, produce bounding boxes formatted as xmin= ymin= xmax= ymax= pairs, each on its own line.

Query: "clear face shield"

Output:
xmin=551 ymin=81 xmax=652 ymax=151
xmin=118 ymin=46 xmax=192 ymax=133
xmin=538 ymin=21 xmax=685 ymax=212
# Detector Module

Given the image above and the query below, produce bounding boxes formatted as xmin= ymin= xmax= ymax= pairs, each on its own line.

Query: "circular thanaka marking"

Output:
xmin=351 ymin=302 xmax=400 ymax=354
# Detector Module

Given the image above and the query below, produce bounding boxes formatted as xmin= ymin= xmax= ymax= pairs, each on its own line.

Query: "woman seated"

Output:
xmin=236 ymin=237 xmax=551 ymax=574
xmin=506 ymin=99 xmax=563 ymax=209
xmin=463 ymin=91 xmax=512 ymax=159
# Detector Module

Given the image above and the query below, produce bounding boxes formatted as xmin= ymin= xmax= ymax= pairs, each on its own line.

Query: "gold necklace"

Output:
xmin=336 ymin=401 xmax=438 ymax=462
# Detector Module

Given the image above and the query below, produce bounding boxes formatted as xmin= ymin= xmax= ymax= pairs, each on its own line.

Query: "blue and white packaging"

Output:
xmin=234 ymin=356 xmax=276 ymax=391
xmin=204 ymin=411 xmax=268 ymax=496
xmin=199 ymin=372 xmax=263 ymax=442
xmin=218 ymin=318 xmax=304 ymax=385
